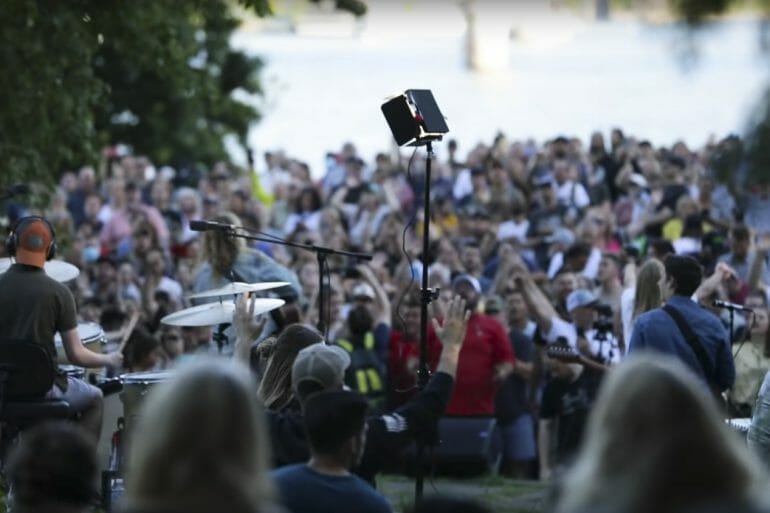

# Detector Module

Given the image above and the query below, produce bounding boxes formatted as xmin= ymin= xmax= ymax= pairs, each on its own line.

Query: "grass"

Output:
xmin=0 ymin=472 xmax=547 ymax=513
xmin=378 ymin=473 xmax=547 ymax=513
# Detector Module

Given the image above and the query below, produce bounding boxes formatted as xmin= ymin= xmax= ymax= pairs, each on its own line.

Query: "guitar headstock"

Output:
xmin=546 ymin=344 xmax=582 ymax=364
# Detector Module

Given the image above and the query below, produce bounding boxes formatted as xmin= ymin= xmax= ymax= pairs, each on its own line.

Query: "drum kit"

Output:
xmin=3 ymin=256 xmax=290 ymax=496
xmin=99 ymin=280 xmax=288 ymax=474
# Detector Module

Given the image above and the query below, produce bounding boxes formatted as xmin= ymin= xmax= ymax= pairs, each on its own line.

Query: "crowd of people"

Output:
xmin=3 ymin=128 xmax=770 ymax=512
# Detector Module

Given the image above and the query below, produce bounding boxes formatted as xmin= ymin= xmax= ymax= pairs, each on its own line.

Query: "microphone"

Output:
xmin=189 ymin=220 xmax=236 ymax=232
xmin=712 ymin=299 xmax=753 ymax=313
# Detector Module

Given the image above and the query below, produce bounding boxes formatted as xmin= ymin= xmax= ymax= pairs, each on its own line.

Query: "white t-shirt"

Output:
xmin=556 ymin=180 xmax=590 ymax=209
xmin=673 ymin=237 xmax=701 ymax=255
xmin=547 ymin=246 xmax=602 ymax=280
xmin=620 ymin=287 xmax=636 ymax=346
xmin=497 ymin=219 xmax=530 ymax=243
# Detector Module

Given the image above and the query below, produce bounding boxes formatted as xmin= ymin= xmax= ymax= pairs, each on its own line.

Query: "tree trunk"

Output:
xmin=596 ymin=0 xmax=610 ymax=20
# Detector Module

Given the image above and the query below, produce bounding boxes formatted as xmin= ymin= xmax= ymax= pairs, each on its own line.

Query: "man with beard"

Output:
xmin=272 ymin=390 xmax=392 ymax=513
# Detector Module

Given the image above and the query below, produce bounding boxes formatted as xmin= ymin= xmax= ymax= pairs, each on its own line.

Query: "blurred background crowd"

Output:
xmin=4 ymin=127 xmax=770 ymax=481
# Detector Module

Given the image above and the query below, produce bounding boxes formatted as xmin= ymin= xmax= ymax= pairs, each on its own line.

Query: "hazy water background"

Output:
xmin=230 ymin=3 xmax=769 ymax=175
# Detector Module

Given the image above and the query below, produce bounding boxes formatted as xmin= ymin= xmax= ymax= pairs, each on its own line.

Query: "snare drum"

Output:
xmin=120 ymin=371 xmax=175 ymax=434
xmin=54 ymin=322 xmax=107 ymax=364
xmin=58 ymin=364 xmax=86 ymax=381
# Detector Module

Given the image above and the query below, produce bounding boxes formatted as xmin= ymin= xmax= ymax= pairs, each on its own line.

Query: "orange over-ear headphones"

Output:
xmin=5 ymin=216 xmax=57 ymax=261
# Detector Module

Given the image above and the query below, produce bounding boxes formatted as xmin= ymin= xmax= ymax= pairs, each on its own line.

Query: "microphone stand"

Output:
xmin=222 ymin=229 xmax=372 ymax=335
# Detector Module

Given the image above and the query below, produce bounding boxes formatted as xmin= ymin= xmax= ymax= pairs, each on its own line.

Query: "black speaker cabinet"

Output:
xmin=400 ymin=416 xmax=501 ymax=477
xmin=381 ymin=89 xmax=449 ymax=147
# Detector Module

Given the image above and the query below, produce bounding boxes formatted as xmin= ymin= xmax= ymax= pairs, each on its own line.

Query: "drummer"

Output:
xmin=0 ymin=216 xmax=123 ymax=441
xmin=192 ymin=212 xmax=303 ymax=349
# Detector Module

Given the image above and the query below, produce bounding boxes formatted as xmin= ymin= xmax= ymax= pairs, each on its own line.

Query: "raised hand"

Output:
xmin=234 ymin=293 xmax=267 ymax=345
xmin=431 ymin=294 xmax=470 ymax=350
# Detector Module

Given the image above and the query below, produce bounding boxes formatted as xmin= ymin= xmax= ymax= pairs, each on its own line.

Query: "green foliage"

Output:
xmin=744 ymin=89 xmax=770 ymax=186
xmin=669 ymin=0 xmax=732 ymax=24
xmin=667 ymin=0 xmax=770 ymax=24
xmin=0 ymin=2 xmax=103 ymax=186
xmin=664 ymin=0 xmax=770 ymax=187
xmin=308 ymin=0 xmax=368 ymax=17
xmin=0 ymin=0 xmax=271 ymax=188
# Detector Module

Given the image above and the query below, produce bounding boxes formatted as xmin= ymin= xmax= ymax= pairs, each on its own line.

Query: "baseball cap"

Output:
xmin=566 ymin=289 xmax=598 ymax=313
xmin=451 ymin=274 xmax=482 ymax=294
xmin=351 ymin=282 xmax=375 ymax=300
xmin=14 ymin=218 xmax=53 ymax=268
xmin=292 ymin=343 xmax=351 ymax=399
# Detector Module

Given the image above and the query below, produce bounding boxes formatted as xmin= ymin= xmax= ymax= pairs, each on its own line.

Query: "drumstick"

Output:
xmin=118 ymin=311 xmax=140 ymax=353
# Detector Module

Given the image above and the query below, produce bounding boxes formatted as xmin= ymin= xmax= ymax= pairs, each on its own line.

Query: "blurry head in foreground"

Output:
xmin=557 ymin=354 xmax=763 ymax=513
xmin=124 ymin=358 xmax=277 ymax=513
xmin=7 ymin=421 xmax=97 ymax=513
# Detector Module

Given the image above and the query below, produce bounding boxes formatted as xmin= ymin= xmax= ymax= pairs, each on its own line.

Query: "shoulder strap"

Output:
xmin=662 ymin=304 xmax=715 ymax=381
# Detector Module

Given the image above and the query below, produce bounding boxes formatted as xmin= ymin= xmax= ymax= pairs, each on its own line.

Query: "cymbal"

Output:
xmin=160 ymin=298 xmax=285 ymax=327
xmin=188 ymin=281 xmax=290 ymax=299
xmin=0 ymin=258 xmax=80 ymax=282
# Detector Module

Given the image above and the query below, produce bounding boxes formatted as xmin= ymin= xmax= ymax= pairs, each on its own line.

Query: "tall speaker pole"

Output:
xmin=415 ymin=140 xmax=435 ymax=502
xmin=381 ymin=89 xmax=449 ymax=508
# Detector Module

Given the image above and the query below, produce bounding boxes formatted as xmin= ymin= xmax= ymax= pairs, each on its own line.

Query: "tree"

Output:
xmin=666 ymin=0 xmax=770 ymax=189
xmin=0 ymin=0 xmax=365 ymax=188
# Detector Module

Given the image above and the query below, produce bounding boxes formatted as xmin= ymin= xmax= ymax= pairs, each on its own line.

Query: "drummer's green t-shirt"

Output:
xmin=0 ymin=263 xmax=78 ymax=371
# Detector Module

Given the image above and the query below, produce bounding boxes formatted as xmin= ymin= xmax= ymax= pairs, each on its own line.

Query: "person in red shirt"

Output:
xmin=387 ymin=293 xmax=443 ymax=409
xmin=446 ymin=274 xmax=515 ymax=416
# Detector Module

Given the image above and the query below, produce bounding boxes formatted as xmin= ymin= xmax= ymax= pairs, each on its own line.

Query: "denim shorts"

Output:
xmin=47 ymin=376 xmax=103 ymax=413
xmin=500 ymin=413 xmax=536 ymax=462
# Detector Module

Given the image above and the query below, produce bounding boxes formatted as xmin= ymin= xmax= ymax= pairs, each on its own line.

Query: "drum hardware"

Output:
xmin=727 ymin=417 xmax=751 ymax=435
xmin=187 ymin=281 xmax=289 ymax=299
xmin=0 ymin=257 xmax=80 ymax=282
xmin=118 ymin=371 xmax=176 ymax=436
xmin=95 ymin=377 xmax=123 ymax=397
xmin=58 ymin=364 xmax=86 ymax=381
xmin=160 ymin=298 xmax=284 ymax=327
xmin=213 ymin=323 xmax=231 ymax=354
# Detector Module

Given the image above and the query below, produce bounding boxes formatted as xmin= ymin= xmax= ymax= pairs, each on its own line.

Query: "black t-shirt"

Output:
xmin=0 ymin=263 xmax=77 ymax=362
xmin=540 ymin=369 xmax=602 ymax=465
xmin=646 ymin=183 xmax=688 ymax=238
xmin=527 ymin=205 xmax=567 ymax=270
xmin=495 ymin=330 xmax=534 ymax=426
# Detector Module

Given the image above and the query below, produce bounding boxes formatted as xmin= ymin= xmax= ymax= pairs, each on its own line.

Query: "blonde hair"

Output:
xmin=124 ymin=358 xmax=277 ymax=513
xmin=632 ymin=258 xmax=664 ymax=320
xmin=557 ymin=354 xmax=762 ymax=513
xmin=203 ymin=212 xmax=246 ymax=278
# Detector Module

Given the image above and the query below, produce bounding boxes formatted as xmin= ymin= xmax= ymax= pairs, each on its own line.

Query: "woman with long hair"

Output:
xmin=556 ymin=354 xmax=765 ymax=513
xmin=121 ymin=359 xmax=282 ymax=513
xmin=257 ymin=323 xmax=324 ymax=411
xmin=620 ymin=258 xmax=664 ymax=346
